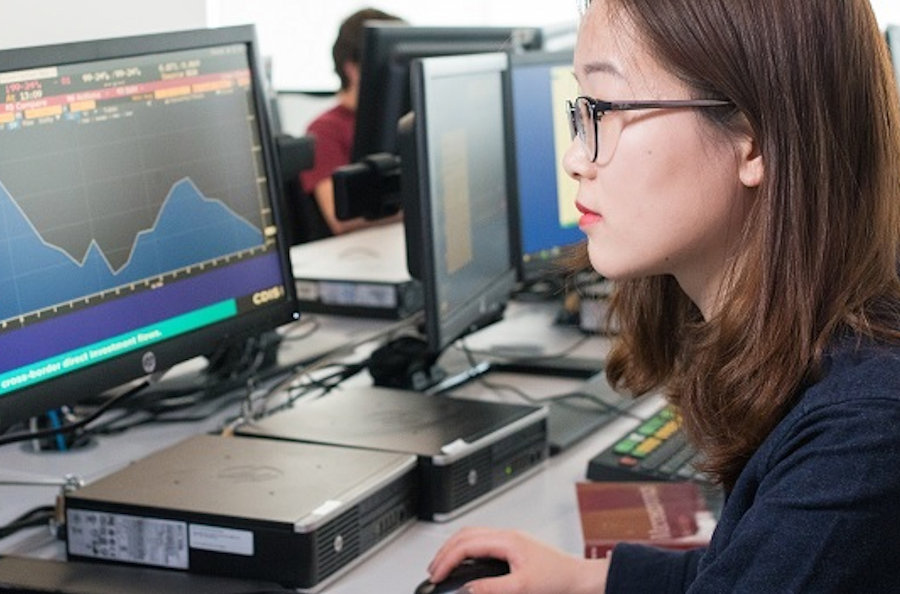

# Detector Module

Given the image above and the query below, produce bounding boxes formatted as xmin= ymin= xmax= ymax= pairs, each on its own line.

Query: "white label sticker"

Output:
xmin=295 ymin=280 xmax=320 ymax=301
xmin=67 ymin=509 xmax=188 ymax=569
xmin=310 ymin=499 xmax=343 ymax=517
xmin=189 ymin=523 xmax=254 ymax=556
xmin=319 ymin=281 xmax=397 ymax=307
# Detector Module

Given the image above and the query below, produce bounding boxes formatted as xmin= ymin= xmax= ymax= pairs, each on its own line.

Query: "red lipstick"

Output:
xmin=576 ymin=202 xmax=602 ymax=227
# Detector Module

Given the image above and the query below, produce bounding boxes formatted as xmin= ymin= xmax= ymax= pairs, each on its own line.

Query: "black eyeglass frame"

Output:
xmin=566 ymin=95 xmax=733 ymax=162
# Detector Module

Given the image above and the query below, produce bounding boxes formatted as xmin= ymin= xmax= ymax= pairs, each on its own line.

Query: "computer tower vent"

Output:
xmin=358 ymin=470 xmax=417 ymax=549
xmin=449 ymin=448 xmax=492 ymax=507
xmin=493 ymin=419 xmax=546 ymax=459
xmin=316 ymin=507 xmax=361 ymax=580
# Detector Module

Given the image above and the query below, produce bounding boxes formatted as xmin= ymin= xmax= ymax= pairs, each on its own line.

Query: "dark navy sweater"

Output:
xmin=606 ymin=340 xmax=900 ymax=593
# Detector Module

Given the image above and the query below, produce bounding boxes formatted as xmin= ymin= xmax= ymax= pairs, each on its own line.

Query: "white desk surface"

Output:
xmin=0 ymin=301 xmax=659 ymax=594
xmin=289 ymin=222 xmax=411 ymax=284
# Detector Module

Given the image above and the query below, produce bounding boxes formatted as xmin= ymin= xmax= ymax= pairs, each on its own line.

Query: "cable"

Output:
xmin=280 ymin=315 xmax=321 ymax=342
xmin=303 ymin=311 xmax=425 ymax=370
xmin=0 ymin=380 xmax=150 ymax=448
xmin=239 ymin=361 xmax=368 ymax=424
xmin=0 ymin=505 xmax=55 ymax=540
xmin=46 ymin=410 xmax=67 ymax=452
xmin=20 ymin=313 xmax=421 ymax=441
xmin=82 ymin=329 xmax=298 ymax=436
xmin=456 ymin=342 xmax=642 ymax=419
xmin=454 ymin=332 xmax=594 ymax=364
xmin=230 ymin=312 xmax=424 ymax=424
xmin=88 ymin=389 xmax=250 ymax=436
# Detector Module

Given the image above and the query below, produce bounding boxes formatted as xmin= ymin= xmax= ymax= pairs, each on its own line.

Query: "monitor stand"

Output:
xmin=367 ymin=301 xmax=509 ymax=393
xmin=368 ymin=336 xmax=446 ymax=392
xmin=118 ymin=329 xmax=284 ymax=410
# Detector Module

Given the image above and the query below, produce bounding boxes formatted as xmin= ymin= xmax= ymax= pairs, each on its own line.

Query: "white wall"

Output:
xmin=209 ymin=0 xmax=900 ymax=92
xmin=207 ymin=0 xmax=577 ymax=91
xmin=0 ymin=0 xmax=572 ymax=91
xmin=873 ymin=0 xmax=900 ymax=29
xmin=0 ymin=0 xmax=208 ymax=50
xmin=1 ymin=0 xmax=898 ymax=90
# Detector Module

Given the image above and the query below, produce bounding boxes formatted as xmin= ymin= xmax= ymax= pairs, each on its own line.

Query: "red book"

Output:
xmin=575 ymin=481 xmax=715 ymax=559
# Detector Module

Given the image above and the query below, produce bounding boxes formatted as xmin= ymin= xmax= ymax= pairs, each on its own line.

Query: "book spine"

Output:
xmin=584 ymin=539 xmax=707 ymax=559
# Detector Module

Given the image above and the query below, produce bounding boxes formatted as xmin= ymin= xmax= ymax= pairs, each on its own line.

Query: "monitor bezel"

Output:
xmin=0 ymin=26 xmax=299 ymax=428
xmin=351 ymin=23 xmax=540 ymax=163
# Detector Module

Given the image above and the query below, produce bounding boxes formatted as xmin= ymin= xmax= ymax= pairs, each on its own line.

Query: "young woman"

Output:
xmin=426 ymin=0 xmax=900 ymax=592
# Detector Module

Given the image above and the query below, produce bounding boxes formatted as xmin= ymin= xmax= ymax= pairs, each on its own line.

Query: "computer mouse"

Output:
xmin=414 ymin=558 xmax=511 ymax=594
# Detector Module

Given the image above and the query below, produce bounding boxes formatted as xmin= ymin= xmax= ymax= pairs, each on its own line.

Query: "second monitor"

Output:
xmin=505 ymin=49 xmax=584 ymax=287
xmin=370 ymin=51 xmax=516 ymax=390
xmin=352 ymin=23 xmax=540 ymax=162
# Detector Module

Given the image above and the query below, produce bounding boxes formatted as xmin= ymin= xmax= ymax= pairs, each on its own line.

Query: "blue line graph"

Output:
xmin=0 ymin=178 xmax=264 ymax=321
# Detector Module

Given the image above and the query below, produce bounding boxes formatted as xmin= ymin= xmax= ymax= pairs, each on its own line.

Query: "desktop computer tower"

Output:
xmin=236 ymin=386 xmax=549 ymax=521
xmin=64 ymin=434 xmax=417 ymax=591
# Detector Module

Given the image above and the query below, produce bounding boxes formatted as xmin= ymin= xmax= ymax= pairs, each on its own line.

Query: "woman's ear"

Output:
xmin=738 ymin=133 xmax=764 ymax=188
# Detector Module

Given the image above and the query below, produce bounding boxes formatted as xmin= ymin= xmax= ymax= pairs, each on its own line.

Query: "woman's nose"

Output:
xmin=562 ymin=139 xmax=594 ymax=182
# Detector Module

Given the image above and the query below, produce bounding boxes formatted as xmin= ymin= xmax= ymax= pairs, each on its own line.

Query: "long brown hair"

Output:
xmin=590 ymin=0 xmax=900 ymax=488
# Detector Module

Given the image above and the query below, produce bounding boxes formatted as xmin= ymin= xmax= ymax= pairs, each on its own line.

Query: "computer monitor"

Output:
xmin=505 ymin=49 xmax=583 ymax=286
xmin=334 ymin=24 xmax=540 ymax=222
xmin=0 ymin=26 xmax=299 ymax=430
xmin=352 ymin=23 xmax=540 ymax=162
xmin=390 ymin=51 xmax=515 ymax=388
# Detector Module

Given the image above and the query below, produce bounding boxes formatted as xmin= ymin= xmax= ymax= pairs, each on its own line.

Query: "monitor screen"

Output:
xmin=399 ymin=52 xmax=516 ymax=356
xmin=0 ymin=26 xmax=298 ymax=429
xmin=505 ymin=49 xmax=583 ymax=284
xmin=351 ymin=23 xmax=540 ymax=163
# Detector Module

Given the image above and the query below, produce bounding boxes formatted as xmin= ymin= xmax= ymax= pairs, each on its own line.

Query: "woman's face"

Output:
xmin=564 ymin=1 xmax=757 ymax=317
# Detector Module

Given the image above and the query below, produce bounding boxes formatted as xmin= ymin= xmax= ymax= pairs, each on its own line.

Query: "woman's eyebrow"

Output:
xmin=580 ymin=60 xmax=625 ymax=79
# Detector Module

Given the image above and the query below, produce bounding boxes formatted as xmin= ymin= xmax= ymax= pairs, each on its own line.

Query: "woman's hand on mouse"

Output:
xmin=427 ymin=527 xmax=609 ymax=594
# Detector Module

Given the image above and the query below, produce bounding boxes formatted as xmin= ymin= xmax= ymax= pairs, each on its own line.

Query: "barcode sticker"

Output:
xmin=67 ymin=509 xmax=188 ymax=569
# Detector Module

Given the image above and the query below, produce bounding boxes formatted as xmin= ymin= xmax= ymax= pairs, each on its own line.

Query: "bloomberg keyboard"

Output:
xmin=586 ymin=404 xmax=708 ymax=483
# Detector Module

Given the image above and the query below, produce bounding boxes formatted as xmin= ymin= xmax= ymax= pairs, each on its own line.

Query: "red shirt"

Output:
xmin=300 ymin=103 xmax=355 ymax=195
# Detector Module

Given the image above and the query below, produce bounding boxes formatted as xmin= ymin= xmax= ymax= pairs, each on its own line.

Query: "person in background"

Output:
xmin=425 ymin=0 xmax=900 ymax=592
xmin=300 ymin=7 xmax=404 ymax=236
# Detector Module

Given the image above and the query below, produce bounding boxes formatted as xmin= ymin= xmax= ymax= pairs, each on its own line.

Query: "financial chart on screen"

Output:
xmin=0 ymin=33 xmax=296 ymax=406
xmin=0 ymin=43 xmax=276 ymax=330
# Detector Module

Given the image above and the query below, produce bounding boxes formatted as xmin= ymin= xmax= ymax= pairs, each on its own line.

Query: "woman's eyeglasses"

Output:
xmin=566 ymin=95 xmax=732 ymax=162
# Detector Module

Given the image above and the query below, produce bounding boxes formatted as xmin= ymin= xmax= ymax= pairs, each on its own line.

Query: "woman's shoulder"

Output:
xmin=753 ymin=338 xmax=900 ymax=480
xmin=809 ymin=337 xmax=900 ymax=406
xmin=767 ymin=337 xmax=900 ymax=448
